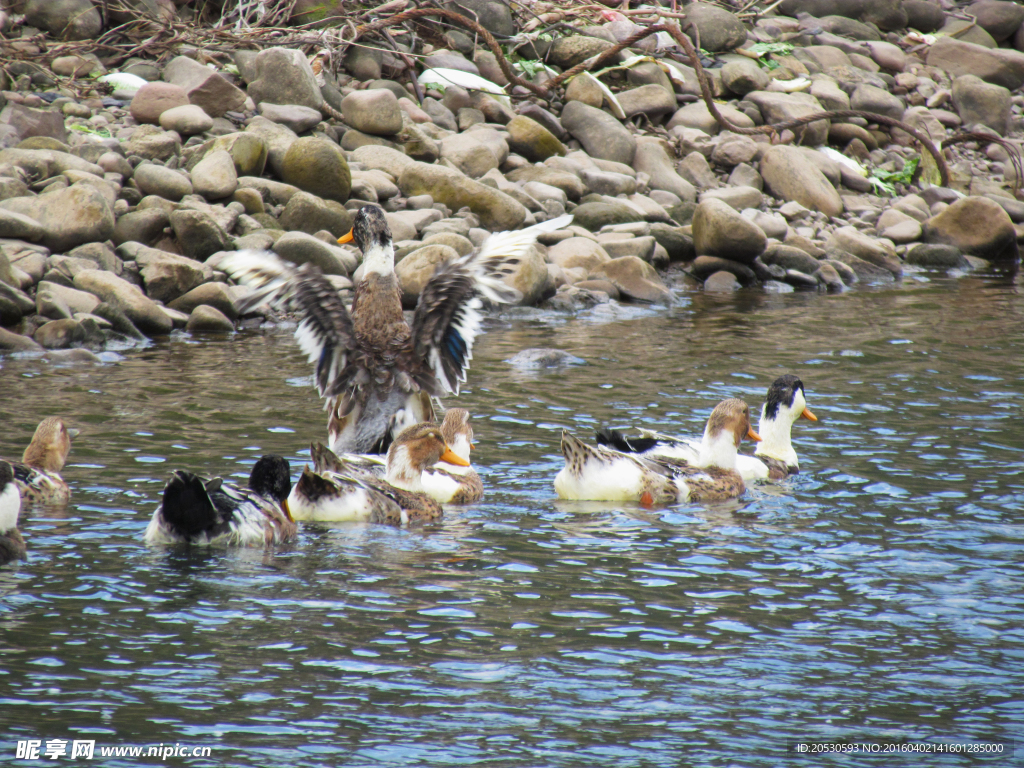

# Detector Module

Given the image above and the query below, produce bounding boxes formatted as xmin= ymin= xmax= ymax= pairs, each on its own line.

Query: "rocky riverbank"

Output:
xmin=1 ymin=0 xmax=1022 ymax=356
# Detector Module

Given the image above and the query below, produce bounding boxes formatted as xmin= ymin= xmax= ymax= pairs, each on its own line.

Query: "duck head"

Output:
xmin=756 ymin=375 xmax=817 ymax=465
xmin=22 ymin=417 xmax=78 ymax=473
xmin=387 ymin=423 xmax=469 ymax=485
xmin=338 ymin=205 xmax=394 ymax=276
xmin=440 ymin=408 xmax=474 ymax=464
xmin=248 ymin=455 xmax=293 ymax=520
xmin=698 ymin=398 xmax=761 ymax=469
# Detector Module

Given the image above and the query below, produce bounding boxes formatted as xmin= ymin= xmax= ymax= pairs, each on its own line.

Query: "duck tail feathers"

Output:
xmin=311 ymin=442 xmax=344 ymax=474
xmin=160 ymin=471 xmax=218 ymax=538
xmin=595 ymin=427 xmax=660 ymax=454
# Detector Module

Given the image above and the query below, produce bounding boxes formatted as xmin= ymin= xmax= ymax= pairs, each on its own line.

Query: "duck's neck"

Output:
xmin=697 ymin=428 xmax=738 ymax=469
xmin=23 ymin=443 xmax=64 ymax=473
xmin=386 ymin=446 xmax=425 ymax=491
xmin=754 ymin=413 xmax=798 ymax=467
xmin=448 ymin=433 xmax=471 ymax=463
xmin=361 ymin=241 xmax=395 ymax=277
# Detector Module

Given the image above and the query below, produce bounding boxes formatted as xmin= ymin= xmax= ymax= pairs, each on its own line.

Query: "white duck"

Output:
xmin=555 ymin=398 xmax=761 ymax=504
xmin=596 ymin=374 xmax=817 ymax=482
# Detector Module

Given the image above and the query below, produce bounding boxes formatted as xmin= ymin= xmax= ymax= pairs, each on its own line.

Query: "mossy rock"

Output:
xmin=279 ymin=137 xmax=351 ymax=204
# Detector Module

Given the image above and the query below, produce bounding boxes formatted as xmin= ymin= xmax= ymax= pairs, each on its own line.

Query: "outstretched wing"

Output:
xmin=211 ymin=250 xmax=357 ymax=400
xmin=208 ymin=250 xmax=298 ymax=314
xmin=410 ymin=214 xmax=573 ymax=394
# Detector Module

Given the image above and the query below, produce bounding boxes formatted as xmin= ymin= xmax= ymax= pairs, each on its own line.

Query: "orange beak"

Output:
xmin=281 ymin=498 xmax=294 ymax=522
xmin=470 ymin=443 xmax=475 ymax=451
xmin=337 ymin=229 xmax=354 ymax=244
xmin=440 ymin=445 xmax=470 ymax=466
xmin=747 ymin=427 xmax=762 ymax=442
xmin=801 ymin=407 xmax=818 ymax=422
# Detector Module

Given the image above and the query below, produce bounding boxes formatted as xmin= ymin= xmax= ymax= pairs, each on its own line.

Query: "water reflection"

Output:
xmin=1 ymin=276 xmax=1022 ymax=766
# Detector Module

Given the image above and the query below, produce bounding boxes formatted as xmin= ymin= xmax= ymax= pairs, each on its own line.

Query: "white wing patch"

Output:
xmin=208 ymin=249 xmax=297 ymax=311
xmin=430 ymin=297 xmax=483 ymax=394
xmin=0 ymin=481 xmax=21 ymax=532
xmin=466 ymin=214 xmax=574 ymax=304
xmin=288 ymin=481 xmax=376 ymax=522
xmin=419 ymin=469 xmax=463 ymax=503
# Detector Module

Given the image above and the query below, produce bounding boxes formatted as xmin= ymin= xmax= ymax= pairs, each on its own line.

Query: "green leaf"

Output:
xmin=748 ymin=42 xmax=794 ymax=56
xmin=68 ymin=124 xmax=112 ymax=139
xmin=869 ymin=156 xmax=919 ymax=195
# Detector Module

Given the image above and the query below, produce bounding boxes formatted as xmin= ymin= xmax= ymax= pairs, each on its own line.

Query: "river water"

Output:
xmin=1 ymin=273 xmax=1022 ymax=767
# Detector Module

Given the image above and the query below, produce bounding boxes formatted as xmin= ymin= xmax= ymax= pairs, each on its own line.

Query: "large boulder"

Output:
xmin=340 ymin=89 xmax=403 ymax=136
xmin=130 ymin=82 xmax=190 ymax=125
xmin=398 ymin=162 xmax=527 ymax=230
xmin=191 ymin=149 xmax=239 ymax=199
xmin=73 ymin=269 xmax=173 ymax=335
xmin=547 ymin=238 xmax=612 ymax=272
xmin=135 ymin=249 xmax=212 ymax=304
xmin=951 ymin=74 xmax=1011 ymax=135
xmin=247 ymin=47 xmax=325 ymax=111
xmin=744 ymin=91 xmax=829 ymax=145
xmin=23 ymin=0 xmax=101 ymax=40
xmin=242 ymin=118 xmax=296 ymax=178
xmin=271 ymin=231 xmax=357 ymax=275
xmin=505 ymin=116 xmax=566 ymax=163
xmin=560 ymin=101 xmax=636 ymax=165
xmin=279 ymin=137 xmax=351 ymax=203
xmin=162 ymin=56 xmax=246 ymax=118
xmin=926 ymin=35 xmax=1024 ymax=91
xmin=548 ymin=36 xmax=615 ymax=69
xmin=278 ymin=191 xmax=353 ymax=237
xmin=970 ymin=0 xmax=1024 ymax=43
xmin=683 ymin=2 xmax=747 ymax=52
xmin=692 ymin=198 xmax=767 ymax=265
xmin=722 ymin=59 xmax=770 ymax=96
xmin=759 ymin=145 xmax=843 ymax=218
xmin=922 ymin=196 xmax=1019 ymax=261
xmin=616 ymin=85 xmax=678 ymax=120
xmin=168 ymin=283 xmax=239 ymax=319
xmin=593 ymin=256 xmax=672 ymax=303
xmin=159 ymin=104 xmax=214 ymax=136
xmin=395 ymin=244 xmax=460 ymax=305
xmin=904 ymin=0 xmax=945 ymax=32
xmin=0 ymin=103 xmax=67 ymax=143
xmin=134 ymin=162 xmax=193 ymax=202
xmin=827 ymin=227 xmax=903 ymax=277
xmin=169 ymin=209 xmax=231 ymax=261
xmin=633 ymin=137 xmax=696 ymax=202
xmin=446 ymin=0 xmax=514 ymax=36
xmin=0 ymin=185 xmax=114 ymax=253
xmin=185 ymin=132 xmax=269 ymax=177
xmin=440 ymin=131 xmax=505 ymax=178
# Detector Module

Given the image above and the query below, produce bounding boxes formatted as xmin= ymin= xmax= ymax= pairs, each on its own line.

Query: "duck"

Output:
xmin=288 ymin=422 xmax=472 ymax=524
xmin=596 ymin=374 xmax=817 ymax=483
xmin=3 ymin=417 xmax=79 ymax=504
xmin=144 ymin=455 xmax=297 ymax=546
xmin=555 ymin=398 xmax=761 ymax=504
xmin=0 ymin=460 xmax=26 ymax=565
xmin=305 ymin=407 xmax=483 ymax=503
xmin=431 ymin=407 xmax=483 ymax=503
xmin=211 ymin=206 xmax=574 ymax=455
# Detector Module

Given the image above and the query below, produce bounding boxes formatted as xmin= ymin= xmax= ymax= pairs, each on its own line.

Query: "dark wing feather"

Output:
xmin=288 ymin=264 xmax=358 ymax=399
xmin=210 ymin=250 xmax=358 ymax=401
xmin=409 ymin=266 xmax=480 ymax=395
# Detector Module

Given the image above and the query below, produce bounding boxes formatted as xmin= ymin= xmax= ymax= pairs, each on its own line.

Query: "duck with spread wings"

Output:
xmin=212 ymin=207 xmax=572 ymax=454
